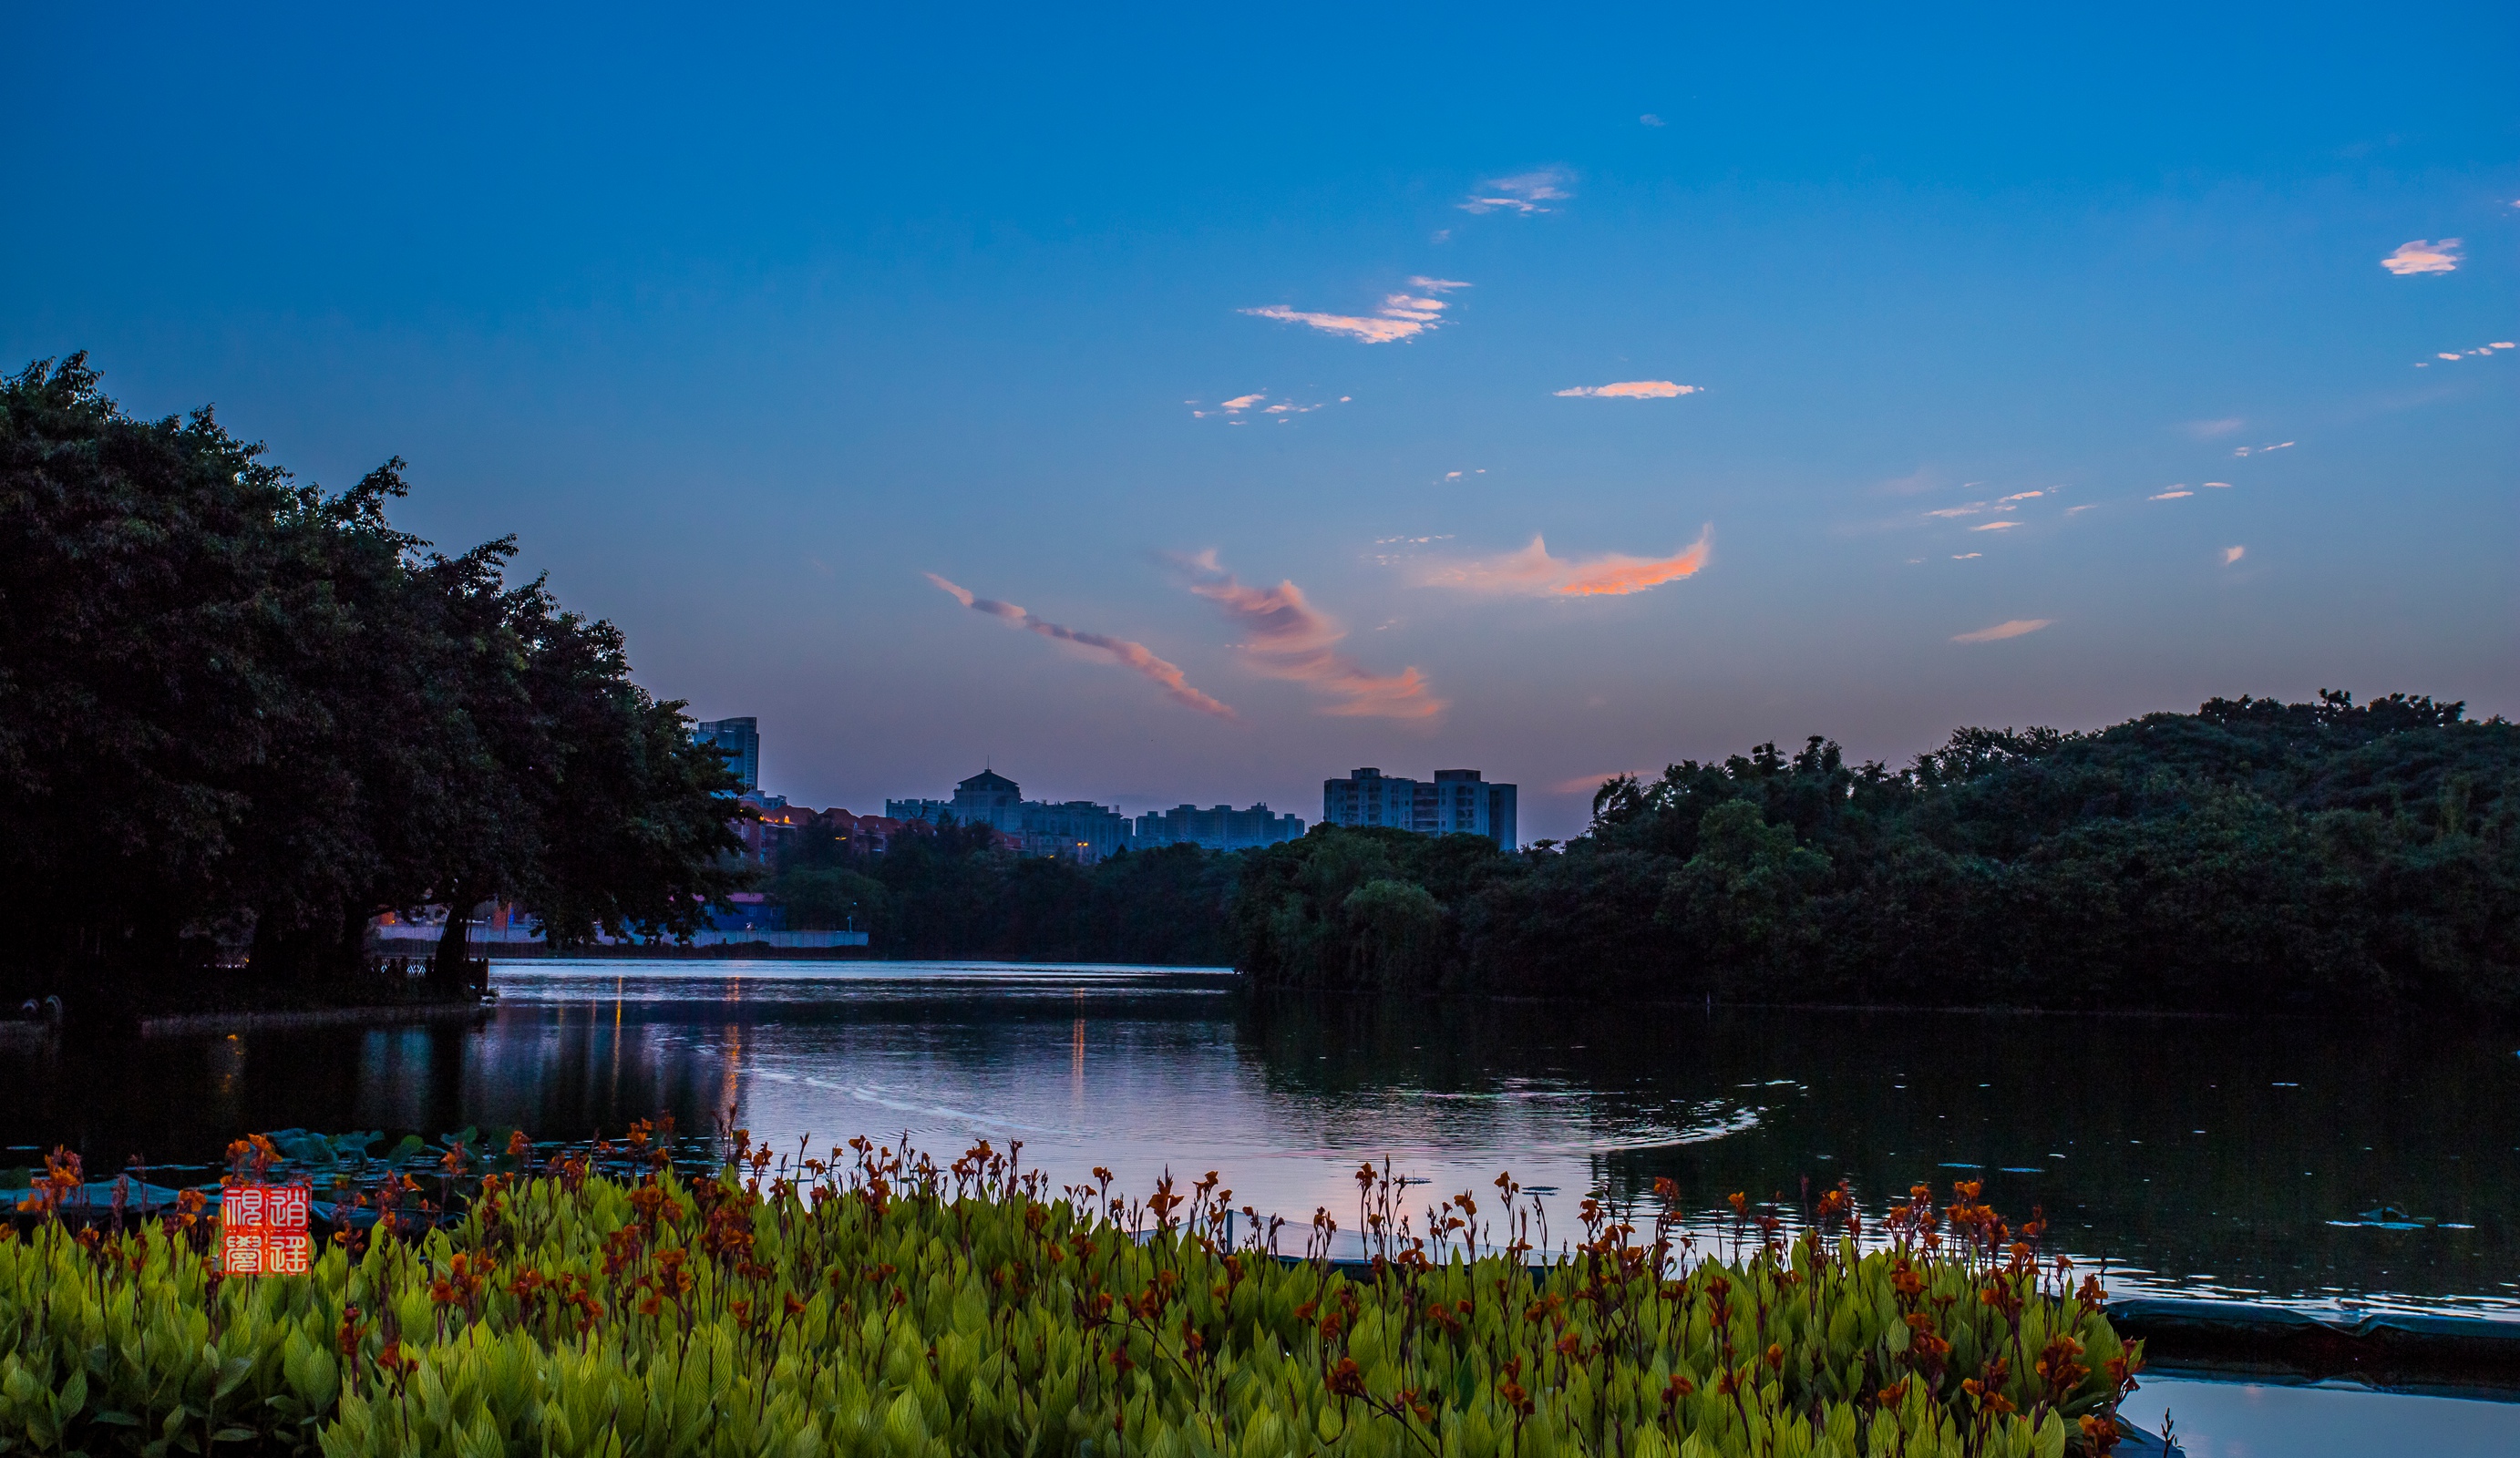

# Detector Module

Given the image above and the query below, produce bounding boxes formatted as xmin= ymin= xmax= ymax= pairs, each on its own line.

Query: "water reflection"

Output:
xmin=3 ymin=960 xmax=2513 ymax=1317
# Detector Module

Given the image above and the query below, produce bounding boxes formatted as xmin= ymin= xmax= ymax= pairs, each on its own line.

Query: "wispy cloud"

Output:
xmin=2416 ymin=341 xmax=2516 ymax=366
xmin=1174 ymin=552 xmax=1445 ymax=719
xmin=2381 ymin=239 xmax=2461 ymax=275
xmin=926 ymin=574 xmax=1237 ymax=720
xmin=1186 ymin=392 xmax=1333 ymax=422
xmin=1639 ymin=114 xmax=1665 ymax=128
xmin=1968 ymin=520 xmax=2021 ymax=531
xmin=2065 ymin=505 xmax=2098 ymax=515
xmin=2230 ymin=441 xmax=2295 ymax=457
xmin=2221 ymin=546 xmax=2247 ymax=565
xmin=1951 ymin=552 xmax=1982 ymax=560
xmin=2203 ymin=480 xmax=2233 ymax=488
xmin=2150 ymin=488 xmax=2194 ymax=500
xmin=1410 ymin=529 xmax=1713 ymax=598
xmin=1952 ymin=618 xmax=2053 ymax=643
xmin=1554 ymin=380 xmax=1702 ymax=399
xmin=1240 ymin=278 xmax=1468 ymax=344
xmin=1923 ymin=488 xmax=2047 ymax=520
xmin=1459 ymin=169 xmax=1572 ymax=215
xmin=1552 ymin=771 xmax=1638 ymax=795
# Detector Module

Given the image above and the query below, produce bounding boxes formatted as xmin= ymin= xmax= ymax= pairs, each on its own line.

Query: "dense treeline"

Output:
xmin=0 ymin=356 xmax=743 ymax=1004
xmin=1233 ymin=692 xmax=2520 ymax=1012
xmin=767 ymin=824 xmax=1241 ymax=964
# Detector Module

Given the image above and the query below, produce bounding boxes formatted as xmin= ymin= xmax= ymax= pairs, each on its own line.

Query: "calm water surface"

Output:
xmin=5 ymin=960 xmax=2515 ymax=1324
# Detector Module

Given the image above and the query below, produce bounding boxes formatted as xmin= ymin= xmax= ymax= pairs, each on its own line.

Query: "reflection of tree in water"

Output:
xmin=5 ymin=981 xmax=2513 ymax=1310
xmin=1234 ymin=991 xmax=2520 ymax=1308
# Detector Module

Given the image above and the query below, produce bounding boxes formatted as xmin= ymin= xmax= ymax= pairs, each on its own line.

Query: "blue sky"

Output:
xmin=6 ymin=4 xmax=2515 ymax=837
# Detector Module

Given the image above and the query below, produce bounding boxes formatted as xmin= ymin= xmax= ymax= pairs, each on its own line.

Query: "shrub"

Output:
xmin=0 ymin=1135 xmax=2144 ymax=1456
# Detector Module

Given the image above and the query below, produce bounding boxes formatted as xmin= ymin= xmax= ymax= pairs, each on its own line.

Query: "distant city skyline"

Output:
xmin=6 ymin=5 xmax=2513 ymax=841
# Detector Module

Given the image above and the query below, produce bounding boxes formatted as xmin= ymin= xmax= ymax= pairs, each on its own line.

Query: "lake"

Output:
xmin=5 ymin=960 xmax=2515 ymax=1453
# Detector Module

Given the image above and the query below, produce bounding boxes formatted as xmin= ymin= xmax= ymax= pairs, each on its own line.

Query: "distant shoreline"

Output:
xmin=473 ymin=941 xmax=877 ymax=960
xmin=136 ymin=1001 xmax=493 ymax=1037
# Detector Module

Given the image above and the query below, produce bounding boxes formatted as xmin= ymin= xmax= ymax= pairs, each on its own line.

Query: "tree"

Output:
xmin=0 ymin=354 xmax=747 ymax=1006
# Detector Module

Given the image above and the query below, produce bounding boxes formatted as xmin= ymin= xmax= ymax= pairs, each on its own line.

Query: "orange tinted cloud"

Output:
xmin=1241 ymin=278 xmax=1468 ymax=344
xmin=1411 ymin=528 xmax=1712 ymax=598
xmin=1951 ymin=618 xmax=2053 ymax=643
xmin=1552 ymin=772 xmax=1639 ymax=795
xmin=925 ymin=573 xmax=1237 ymax=720
xmin=1175 ymin=553 xmax=1445 ymax=720
xmin=2381 ymin=239 xmax=2461 ymax=275
xmin=1238 ymin=306 xmax=1426 ymax=344
xmin=2221 ymin=546 xmax=2246 ymax=565
xmin=1554 ymin=380 xmax=1701 ymax=399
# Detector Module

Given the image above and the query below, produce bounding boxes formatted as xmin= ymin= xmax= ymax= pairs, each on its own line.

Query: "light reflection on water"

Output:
xmin=5 ymin=960 xmax=2515 ymax=1320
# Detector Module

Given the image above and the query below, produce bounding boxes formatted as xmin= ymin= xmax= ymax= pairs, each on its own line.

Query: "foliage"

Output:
xmin=767 ymin=830 xmax=1241 ymax=964
xmin=1233 ymin=693 xmax=2520 ymax=1011
xmin=0 ymin=1133 xmax=2145 ymax=1457
xmin=0 ymin=355 xmax=745 ymax=1003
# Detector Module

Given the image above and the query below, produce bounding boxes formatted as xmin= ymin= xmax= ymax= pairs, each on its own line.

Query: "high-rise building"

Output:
xmin=1322 ymin=767 xmax=1517 ymax=848
xmin=694 ymin=717 xmax=760 ymax=792
xmin=1135 ymin=803 xmax=1305 ymax=851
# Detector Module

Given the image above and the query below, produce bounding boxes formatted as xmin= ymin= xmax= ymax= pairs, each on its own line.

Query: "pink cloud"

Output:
xmin=926 ymin=573 xmax=1237 ymax=720
xmin=1968 ymin=520 xmax=2021 ymax=532
xmin=1459 ymin=169 xmax=1572 ymax=215
xmin=1238 ymin=306 xmax=1425 ymax=344
xmin=1552 ymin=771 xmax=1638 ymax=795
xmin=1952 ymin=618 xmax=2053 ymax=643
xmin=1240 ymin=278 xmax=1469 ymax=344
xmin=2221 ymin=546 xmax=2246 ymax=565
xmin=1411 ymin=528 xmax=1713 ymax=598
xmin=1175 ymin=553 xmax=1445 ymax=720
xmin=2381 ymin=239 xmax=2461 ymax=275
xmin=2151 ymin=488 xmax=2194 ymax=500
xmin=1554 ymin=380 xmax=1701 ymax=399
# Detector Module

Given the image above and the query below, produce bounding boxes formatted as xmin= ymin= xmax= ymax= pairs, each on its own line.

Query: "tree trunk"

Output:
xmin=429 ymin=888 xmax=477 ymax=993
xmin=334 ymin=906 xmax=375 ymax=985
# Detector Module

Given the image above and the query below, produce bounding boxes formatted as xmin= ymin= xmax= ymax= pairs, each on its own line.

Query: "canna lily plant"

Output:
xmin=0 ymin=1129 xmax=2143 ymax=1457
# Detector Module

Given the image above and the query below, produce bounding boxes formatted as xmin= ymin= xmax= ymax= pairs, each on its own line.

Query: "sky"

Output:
xmin=5 ymin=4 xmax=2515 ymax=840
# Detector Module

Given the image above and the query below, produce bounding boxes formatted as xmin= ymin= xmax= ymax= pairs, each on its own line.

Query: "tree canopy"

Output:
xmin=0 ymin=355 xmax=744 ymax=1005
xmin=765 ymin=823 xmax=1240 ymax=966
xmin=1231 ymin=692 xmax=2520 ymax=1012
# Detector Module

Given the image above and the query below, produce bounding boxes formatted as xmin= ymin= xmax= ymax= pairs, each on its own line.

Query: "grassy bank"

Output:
xmin=0 ymin=1133 xmax=2144 ymax=1456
